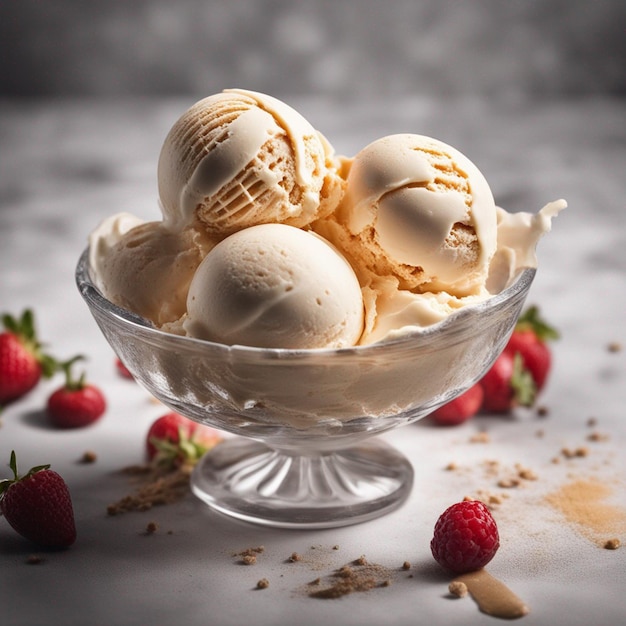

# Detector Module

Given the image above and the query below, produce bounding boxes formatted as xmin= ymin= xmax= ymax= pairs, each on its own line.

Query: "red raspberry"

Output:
xmin=430 ymin=500 xmax=500 ymax=574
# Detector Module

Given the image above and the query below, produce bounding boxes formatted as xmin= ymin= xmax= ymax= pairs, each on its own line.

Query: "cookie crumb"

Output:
xmin=242 ymin=554 xmax=257 ymax=565
xmin=587 ymin=417 xmax=598 ymax=427
xmin=26 ymin=555 xmax=44 ymax=565
xmin=355 ymin=555 xmax=368 ymax=566
xmin=587 ymin=431 xmax=609 ymax=442
xmin=607 ymin=341 xmax=622 ymax=353
xmin=309 ymin=577 xmax=321 ymax=586
xmin=445 ymin=462 xmax=459 ymax=471
xmin=401 ymin=561 xmax=411 ymax=571
xmin=536 ymin=405 xmax=549 ymax=418
xmin=562 ymin=446 xmax=589 ymax=459
xmin=449 ymin=581 xmax=468 ymax=598
xmin=470 ymin=432 xmax=490 ymax=444
xmin=145 ymin=521 xmax=158 ymax=534
xmin=604 ymin=538 xmax=621 ymax=550
xmin=288 ymin=552 xmax=302 ymax=562
xmin=79 ymin=450 xmax=97 ymax=464
xmin=332 ymin=545 xmax=339 ymax=550
xmin=256 ymin=578 xmax=270 ymax=589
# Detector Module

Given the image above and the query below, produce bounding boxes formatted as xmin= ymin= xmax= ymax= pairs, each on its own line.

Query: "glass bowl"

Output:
xmin=76 ymin=248 xmax=535 ymax=528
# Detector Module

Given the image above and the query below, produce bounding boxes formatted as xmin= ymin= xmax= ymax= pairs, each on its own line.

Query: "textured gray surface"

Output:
xmin=0 ymin=94 xmax=625 ymax=625
xmin=1 ymin=0 xmax=625 ymax=99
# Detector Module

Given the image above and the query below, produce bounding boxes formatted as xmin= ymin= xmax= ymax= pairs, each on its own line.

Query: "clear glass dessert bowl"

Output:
xmin=76 ymin=248 xmax=535 ymax=529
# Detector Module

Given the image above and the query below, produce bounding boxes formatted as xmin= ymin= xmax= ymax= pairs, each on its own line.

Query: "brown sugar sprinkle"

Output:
xmin=242 ymin=554 xmax=257 ymax=565
xmin=607 ymin=341 xmax=622 ymax=353
xmin=515 ymin=464 xmax=539 ymax=481
xmin=604 ymin=538 xmax=621 ymax=550
xmin=354 ymin=555 xmax=368 ymax=566
xmin=256 ymin=578 xmax=270 ymax=589
xmin=497 ymin=477 xmax=522 ymax=489
xmin=107 ymin=465 xmax=192 ymax=515
xmin=448 ymin=581 xmax=468 ymax=598
xmin=288 ymin=552 xmax=302 ymax=562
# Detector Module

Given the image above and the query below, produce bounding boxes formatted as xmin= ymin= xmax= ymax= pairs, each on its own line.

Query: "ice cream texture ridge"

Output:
xmin=89 ymin=88 xmax=566 ymax=349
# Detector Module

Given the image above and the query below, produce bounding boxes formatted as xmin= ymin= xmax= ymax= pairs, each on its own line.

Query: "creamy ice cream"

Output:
xmin=325 ymin=134 xmax=497 ymax=296
xmin=157 ymin=89 xmax=344 ymax=236
xmin=183 ymin=223 xmax=364 ymax=349
xmin=89 ymin=213 xmax=214 ymax=327
xmin=88 ymin=89 xmax=565 ymax=351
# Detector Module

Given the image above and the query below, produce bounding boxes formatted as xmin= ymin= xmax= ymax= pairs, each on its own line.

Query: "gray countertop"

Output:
xmin=1 ymin=95 xmax=625 ymax=626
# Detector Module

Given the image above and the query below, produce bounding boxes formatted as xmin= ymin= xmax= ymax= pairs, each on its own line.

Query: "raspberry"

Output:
xmin=430 ymin=500 xmax=500 ymax=574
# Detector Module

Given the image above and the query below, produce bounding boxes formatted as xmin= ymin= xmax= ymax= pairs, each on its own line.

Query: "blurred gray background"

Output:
xmin=1 ymin=0 xmax=624 ymax=101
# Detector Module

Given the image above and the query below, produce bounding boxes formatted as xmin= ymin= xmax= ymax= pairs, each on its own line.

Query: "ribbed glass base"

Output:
xmin=191 ymin=437 xmax=414 ymax=529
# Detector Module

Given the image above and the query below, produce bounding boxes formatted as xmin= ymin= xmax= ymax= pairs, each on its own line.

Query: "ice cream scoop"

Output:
xmin=89 ymin=214 xmax=214 ymax=327
xmin=157 ymin=89 xmax=344 ymax=237
xmin=183 ymin=224 xmax=364 ymax=349
xmin=334 ymin=134 xmax=498 ymax=296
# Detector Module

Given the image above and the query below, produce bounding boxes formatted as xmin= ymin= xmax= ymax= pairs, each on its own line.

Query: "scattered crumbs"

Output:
xmin=536 ymin=405 xmax=550 ymax=418
xmin=26 ymin=555 xmax=44 ymax=565
xmin=145 ymin=521 xmax=158 ymax=535
xmin=561 ymin=446 xmax=589 ymax=459
xmin=235 ymin=546 xmax=265 ymax=566
xmin=604 ymin=538 xmax=621 ymax=550
xmin=256 ymin=578 xmax=270 ymax=589
xmin=288 ymin=552 xmax=302 ymax=562
xmin=607 ymin=341 xmax=622 ymax=353
xmin=470 ymin=432 xmax=491 ymax=444
xmin=107 ymin=465 xmax=192 ymax=515
xmin=401 ymin=561 xmax=411 ymax=571
xmin=79 ymin=450 xmax=98 ymax=464
xmin=587 ymin=431 xmax=610 ymax=442
xmin=448 ymin=580 xmax=468 ymax=598
xmin=308 ymin=559 xmax=394 ymax=599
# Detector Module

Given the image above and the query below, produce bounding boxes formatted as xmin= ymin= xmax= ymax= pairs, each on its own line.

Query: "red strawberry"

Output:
xmin=0 ymin=310 xmax=57 ymax=405
xmin=146 ymin=412 xmax=222 ymax=469
xmin=480 ymin=305 xmax=558 ymax=413
xmin=430 ymin=383 xmax=484 ymax=426
xmin=115 ymin=357 xmax=134 ymax=380
xmin=0 ymin=450 xmax=76 ymax=548
xmin=503 ymin=305 xmax=558 ymax=392
xmin=430 ymin=500 xmax=500 ymax=574
xmin=47 ymin=357 xmax=106 ymax=428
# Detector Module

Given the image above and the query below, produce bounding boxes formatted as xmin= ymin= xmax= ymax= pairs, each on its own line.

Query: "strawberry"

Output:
xmin=0 ymin=310 xmax=57 ymax=405
xmin=430 ymin=383 xmax=484 ymax=426
xmin=47 ymin=357 xmax=106 ymax=428
xmin=115 ymin=357 xmax=134 ymax=380
xmin=503 ymin=305 xmax=558 ymax=392
xmin=146 ymin=412 xmax=222 ymax=469
xmin=480 ymin=305 xmax=558 ymax=413
xmin=0 ymin=450 xmax=76 ymax=548
xmin=430 ymin=500 xmax=500 ymax=574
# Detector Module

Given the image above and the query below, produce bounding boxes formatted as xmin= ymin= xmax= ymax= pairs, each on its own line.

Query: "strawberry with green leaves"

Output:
xmin=47 ymin=356 xmax=106 ymax=428
xmin=0 ymin=310 xmax=57 ymax=406
xmin=0 ymin=451 xmax=76 ymax=548
xmin=147 ymin=412 xmax=222 ymax=470
xmin=481 ymin=305 xmax=559 ymax=413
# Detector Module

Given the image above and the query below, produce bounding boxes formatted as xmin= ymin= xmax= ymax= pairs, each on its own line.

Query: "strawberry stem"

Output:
xmin=516 ymin=306 xmax=560 ymax=342
xmin=59 ymin=355 xmax=87 ymax=391
xmin=0 ymin=450 xmax=50 ymax=496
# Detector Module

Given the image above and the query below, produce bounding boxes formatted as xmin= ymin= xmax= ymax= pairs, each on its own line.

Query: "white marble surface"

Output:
xmin=0 ymin=96 xmax=625 ymax=626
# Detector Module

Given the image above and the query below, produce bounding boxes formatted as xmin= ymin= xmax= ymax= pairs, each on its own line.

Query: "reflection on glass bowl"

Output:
xmin=76 ymin=248 xmax=535 ymax=528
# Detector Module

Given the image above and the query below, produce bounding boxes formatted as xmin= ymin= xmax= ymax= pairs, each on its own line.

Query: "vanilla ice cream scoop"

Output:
xmin=336 ymin=134 xmax=497 ymax=296
xmin=89 ymin=214 xmax=214 ymax=327
xmin=183 ymin=224 xmax=364 ymax=349
xmin=158 ymin=89 xmax=344 ymax=237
